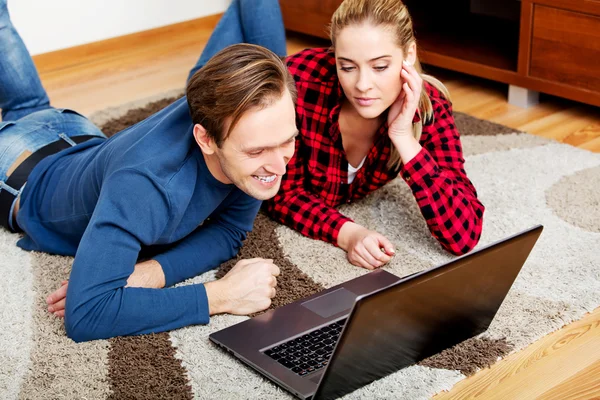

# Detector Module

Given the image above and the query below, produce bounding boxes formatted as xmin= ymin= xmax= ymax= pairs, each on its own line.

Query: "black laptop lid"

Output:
xmin=314 ymin=225 xmax=543 ymax=400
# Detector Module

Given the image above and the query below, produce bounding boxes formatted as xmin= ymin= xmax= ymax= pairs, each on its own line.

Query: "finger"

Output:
xmin=363 ymin=238 xmax=391 ymax=264
xmin=350 ymin=251 xmax=375 ymax=270
xmin=401 ymin=65 xmax=417 ymax=90
xmin=377 ymin=234 xmax=396 ymax=257
xmin=46 ymin=283 xmax=68 ymax=304
xmin=48 ymin=298 xmax=66 ymax=313
xmin=240 ymin=258 xmax=266 ymax=265
xmin=54 ymin=310 xmax=65 ymax=318
xmin=61 ymin=280 xmax=69 ymax=286
xmin=270 ymin=263 xmax=281 ymax=277
xmin=402 ymin=82 xmax=414 ymax=107
xmin=269 ymin=275 xmax=277 ymax=287
xmin=356 ymin=244 xmax=383 ymax=268
xmin=270 ymin=287 xmax=277 ymax=299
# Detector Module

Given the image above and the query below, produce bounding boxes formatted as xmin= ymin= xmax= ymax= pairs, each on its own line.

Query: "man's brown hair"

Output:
xmin=187 ymin=43 xmax=297 ymax=147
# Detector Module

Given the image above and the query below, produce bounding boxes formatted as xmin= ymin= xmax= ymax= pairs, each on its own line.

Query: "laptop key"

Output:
xmin=299 ymin=363 xmax=310 ymax=370
xmin=292 ymin=367 xmax=303 ymax=374
xmin=279 ymin=359 xmax=296 ymax=369
xmin=298 ymin=370 xmax=308 ymax=376
xmin=309 ymin=343 xmax=324 ymax=352
xmin=323 ymin=339 xmax=335 ymax=345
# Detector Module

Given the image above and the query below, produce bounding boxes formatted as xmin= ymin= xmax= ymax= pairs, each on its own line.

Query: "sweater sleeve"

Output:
xmin=154 ymin=190 xmax=261 ymax=287
xmin=65 ymin=169 xmax=208 ymax=342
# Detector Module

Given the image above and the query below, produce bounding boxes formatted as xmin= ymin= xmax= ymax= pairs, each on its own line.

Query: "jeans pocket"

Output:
xmin=56 ymin=108 xmax=87 ymax=118
xmin=0 ymin=121 xmax=16 ymax=133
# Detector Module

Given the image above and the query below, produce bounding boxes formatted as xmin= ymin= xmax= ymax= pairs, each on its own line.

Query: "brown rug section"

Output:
xmin=100 ymin=96 xmax=181 ymax=137
xmin=419 ymin=337 xmax=513 ymax=376
xmin=454 ymin=111 xmax=518 ymax=136
xmin=216 ymin=212 xmax=325 ymax=312
xmin=108 ymin=333 xmax=192 ymax=400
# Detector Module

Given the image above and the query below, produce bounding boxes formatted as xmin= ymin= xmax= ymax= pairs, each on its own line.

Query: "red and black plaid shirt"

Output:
xmin=266 ymin=48 xmax=484 ymax=255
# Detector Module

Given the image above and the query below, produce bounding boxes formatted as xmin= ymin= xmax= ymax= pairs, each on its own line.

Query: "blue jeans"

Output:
xmin=0 ymin=0 xmax=287 ymax=231
xmin=187 ymin=0 xmax=287 ymax=80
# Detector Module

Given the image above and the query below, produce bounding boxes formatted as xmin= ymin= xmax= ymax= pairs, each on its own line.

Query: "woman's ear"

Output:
xmin=193 ymin=124 xmax=216 ymax=155
xmin=405 ymin=41 xmax=417 ymax=66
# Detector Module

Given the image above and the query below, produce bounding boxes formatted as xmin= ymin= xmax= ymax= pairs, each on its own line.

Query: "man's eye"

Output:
xmin=248 ymin=150 xmax=264 ymax=156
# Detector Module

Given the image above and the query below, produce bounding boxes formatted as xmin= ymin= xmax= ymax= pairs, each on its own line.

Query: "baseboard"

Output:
xmin=32 ymin=13 xmax=223 ymax=74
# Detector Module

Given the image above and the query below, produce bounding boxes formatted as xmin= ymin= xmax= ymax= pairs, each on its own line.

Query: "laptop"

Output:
xmin=210 ymin=225 xmax=543 ymax=399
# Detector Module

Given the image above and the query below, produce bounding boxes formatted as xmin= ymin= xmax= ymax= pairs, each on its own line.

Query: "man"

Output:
xmin=0 ymin=0 xmax=296 ymax=342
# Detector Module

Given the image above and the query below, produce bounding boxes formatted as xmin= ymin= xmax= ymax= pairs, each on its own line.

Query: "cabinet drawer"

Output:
xmin=279 ymin=0 xmax=343 ymax=38
xmin=529 ymin=5 xmax=600 ymax=92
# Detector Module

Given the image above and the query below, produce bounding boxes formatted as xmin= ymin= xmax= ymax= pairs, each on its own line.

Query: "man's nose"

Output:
xmin=267 ymin=149 xmax=288 ymax=176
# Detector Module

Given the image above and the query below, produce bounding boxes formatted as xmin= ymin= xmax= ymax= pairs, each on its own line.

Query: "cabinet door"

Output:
xmin=529 ymin=5 xmax=600 ymax=92
xmin=279 ymin=0 xmax=343 ymax=38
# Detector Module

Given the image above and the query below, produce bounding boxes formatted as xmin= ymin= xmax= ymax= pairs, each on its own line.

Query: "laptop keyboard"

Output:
xmin=263 ymin=318 xmax=347 ymax=376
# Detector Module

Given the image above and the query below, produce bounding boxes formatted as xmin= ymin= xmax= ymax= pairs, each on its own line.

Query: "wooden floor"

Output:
xmin=31 ymin=14 xmax=600 ymax=399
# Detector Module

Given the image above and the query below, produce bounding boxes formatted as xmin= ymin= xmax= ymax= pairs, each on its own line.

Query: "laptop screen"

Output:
xmin=314 ymin=226 xmax=543 ymax=400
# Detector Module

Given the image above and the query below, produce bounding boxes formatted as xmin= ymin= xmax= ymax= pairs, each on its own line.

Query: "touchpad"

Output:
xmin=301 ymin=288 xmax=357 ymax=319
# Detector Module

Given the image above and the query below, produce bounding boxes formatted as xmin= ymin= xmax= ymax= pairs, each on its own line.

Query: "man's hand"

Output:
xmin=46 ymin=259 xmax=166 ymax=319
xmin=46 ymin=280 xmax=68 ymax=318
xmin=204 ymin=258 xmax=279 ymax=316
xmin=337 ymin=222 xmax=395 ymax=270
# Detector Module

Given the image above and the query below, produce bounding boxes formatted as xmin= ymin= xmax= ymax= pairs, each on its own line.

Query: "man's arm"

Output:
xmin=152 ymin=189 xmax=261 ymax=287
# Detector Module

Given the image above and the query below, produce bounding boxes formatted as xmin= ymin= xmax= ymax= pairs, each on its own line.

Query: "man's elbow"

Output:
xmin=65 ymin=314 xmax=98 ymax=343
xmin=64 ymin=296 xmax=113 ymax=343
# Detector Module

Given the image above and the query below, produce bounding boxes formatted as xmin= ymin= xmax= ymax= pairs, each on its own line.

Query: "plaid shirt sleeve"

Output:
xmin=265 ymin=133 xmax=353 ymax=244
xmin=399 ymin=97 xmax=484 ymax=255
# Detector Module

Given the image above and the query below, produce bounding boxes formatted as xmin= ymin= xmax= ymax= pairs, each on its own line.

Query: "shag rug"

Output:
xmin=2 ymin=89 xmax=599 ymax=399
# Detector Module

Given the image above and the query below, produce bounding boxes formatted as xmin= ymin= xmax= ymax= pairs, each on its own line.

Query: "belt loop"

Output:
xmin=0 ymin=180 xmax=19 ymax=196
xmin=58 ymin=133 xmax=77 ymax=147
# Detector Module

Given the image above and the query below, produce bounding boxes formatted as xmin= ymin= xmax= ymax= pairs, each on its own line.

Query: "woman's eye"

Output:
xmin=374 ymin=66 xmax=388 ymax=71
xmin=340 ymin=66 xmax=355 ymax=72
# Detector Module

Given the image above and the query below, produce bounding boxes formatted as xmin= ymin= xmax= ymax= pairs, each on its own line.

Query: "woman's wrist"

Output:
xmin=390 ymin=134 xmax=422 ymax=165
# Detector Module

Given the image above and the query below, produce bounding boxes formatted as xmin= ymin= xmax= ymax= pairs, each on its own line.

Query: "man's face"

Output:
xmin=211 ymin=91 xmax=298 ymax=200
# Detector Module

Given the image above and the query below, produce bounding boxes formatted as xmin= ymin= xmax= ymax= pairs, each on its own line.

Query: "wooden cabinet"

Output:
xmin=529 ymin=4 xmax=600 ymax=93
xmin=279 ymin=0 xmax=600 ymax=107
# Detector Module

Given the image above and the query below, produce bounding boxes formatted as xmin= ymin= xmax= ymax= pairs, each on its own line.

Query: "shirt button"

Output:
xmin=405 ymin=175 xmax=411 ymax=181
xmin=347 ymin=199 xmax=351 ymax=204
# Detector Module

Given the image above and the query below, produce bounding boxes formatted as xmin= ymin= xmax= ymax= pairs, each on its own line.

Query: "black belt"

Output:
xmin=0 ymin=135 xmax=101 ymax=232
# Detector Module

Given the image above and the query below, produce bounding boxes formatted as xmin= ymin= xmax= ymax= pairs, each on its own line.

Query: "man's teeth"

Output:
xmin=254 ymin=175 xmax=276 ymax=183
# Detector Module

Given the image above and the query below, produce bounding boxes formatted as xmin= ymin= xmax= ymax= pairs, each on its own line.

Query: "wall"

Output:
xmin=7 ymin=0 xmax=231 ymax=55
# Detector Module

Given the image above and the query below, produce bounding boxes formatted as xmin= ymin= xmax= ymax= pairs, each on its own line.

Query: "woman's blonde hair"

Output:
xmin=187 ymin=43 xmax=297 ymax=147
xmin=330 ymin=0 xmax=451 ymax=170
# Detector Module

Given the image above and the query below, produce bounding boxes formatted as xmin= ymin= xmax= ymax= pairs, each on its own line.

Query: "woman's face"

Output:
xmin=335 ymin=23 xmax=416 ymax=120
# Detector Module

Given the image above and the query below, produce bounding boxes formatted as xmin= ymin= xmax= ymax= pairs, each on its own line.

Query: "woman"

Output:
xmin=265 ymin=0 xmax=485 ymax=269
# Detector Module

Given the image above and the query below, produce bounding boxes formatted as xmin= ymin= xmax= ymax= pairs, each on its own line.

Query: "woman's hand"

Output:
xmin=338 ymin=222 xmax=395 ymax=270
xmin=387 ymin=61 xmax=423 ymax=140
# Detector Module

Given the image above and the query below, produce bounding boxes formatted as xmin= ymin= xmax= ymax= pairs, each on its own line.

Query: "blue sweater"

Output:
xmin=17 ymin=97 xmax=261 ymax=342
